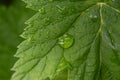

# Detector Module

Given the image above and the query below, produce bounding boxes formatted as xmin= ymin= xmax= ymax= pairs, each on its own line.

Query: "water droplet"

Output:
xmin=89 ymin=15 xmax=97 ymax=18
xmin=58 ymin=34 xmax=74 ymax=48
xmin=89 ymin=14 xmax=98 ymax=22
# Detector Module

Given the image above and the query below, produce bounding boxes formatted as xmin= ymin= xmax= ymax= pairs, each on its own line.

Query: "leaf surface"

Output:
xmin=12 ymin=0 xmax=120 ymax=80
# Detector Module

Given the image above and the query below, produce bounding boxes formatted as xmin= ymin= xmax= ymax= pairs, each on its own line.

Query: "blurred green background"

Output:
xmin=0 ymin=0 xmax=35 ymax=80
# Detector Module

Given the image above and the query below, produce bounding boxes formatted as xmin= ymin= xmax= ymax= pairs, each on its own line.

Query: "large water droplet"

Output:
xmin=58 ymin=34 xmax=74 ymax=48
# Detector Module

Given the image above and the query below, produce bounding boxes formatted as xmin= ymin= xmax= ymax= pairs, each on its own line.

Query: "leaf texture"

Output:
xmin=11 ymin=0 xmax=120 ymax=80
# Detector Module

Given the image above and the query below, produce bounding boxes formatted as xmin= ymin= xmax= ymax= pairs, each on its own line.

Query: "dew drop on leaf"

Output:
xmin=58 ymin=34 xmax=74 ymax=48
xmin=89 ymin=14 xmax=98 ymax=22
xmin=89 ymin=14 xmax=97 ymax=18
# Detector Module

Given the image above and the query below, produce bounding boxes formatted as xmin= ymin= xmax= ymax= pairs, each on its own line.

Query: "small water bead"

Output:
xmin=89 ymin=15 xmax=97 ymax=18
xmin=89 ymin=14 xmax=98 ymax=22
xmin=58 ymin=34 xmax=74 ymax=48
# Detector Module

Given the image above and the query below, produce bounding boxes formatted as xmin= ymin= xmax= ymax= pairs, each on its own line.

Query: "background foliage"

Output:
xmin=0 ymin=0 xmax=34 ymax=80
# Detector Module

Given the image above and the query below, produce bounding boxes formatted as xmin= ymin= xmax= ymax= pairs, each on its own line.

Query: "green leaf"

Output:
xmin=0 ymin=1 xmax=34 ymax=80
xmin=12 ymin=0 xmax=120 ymax=80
